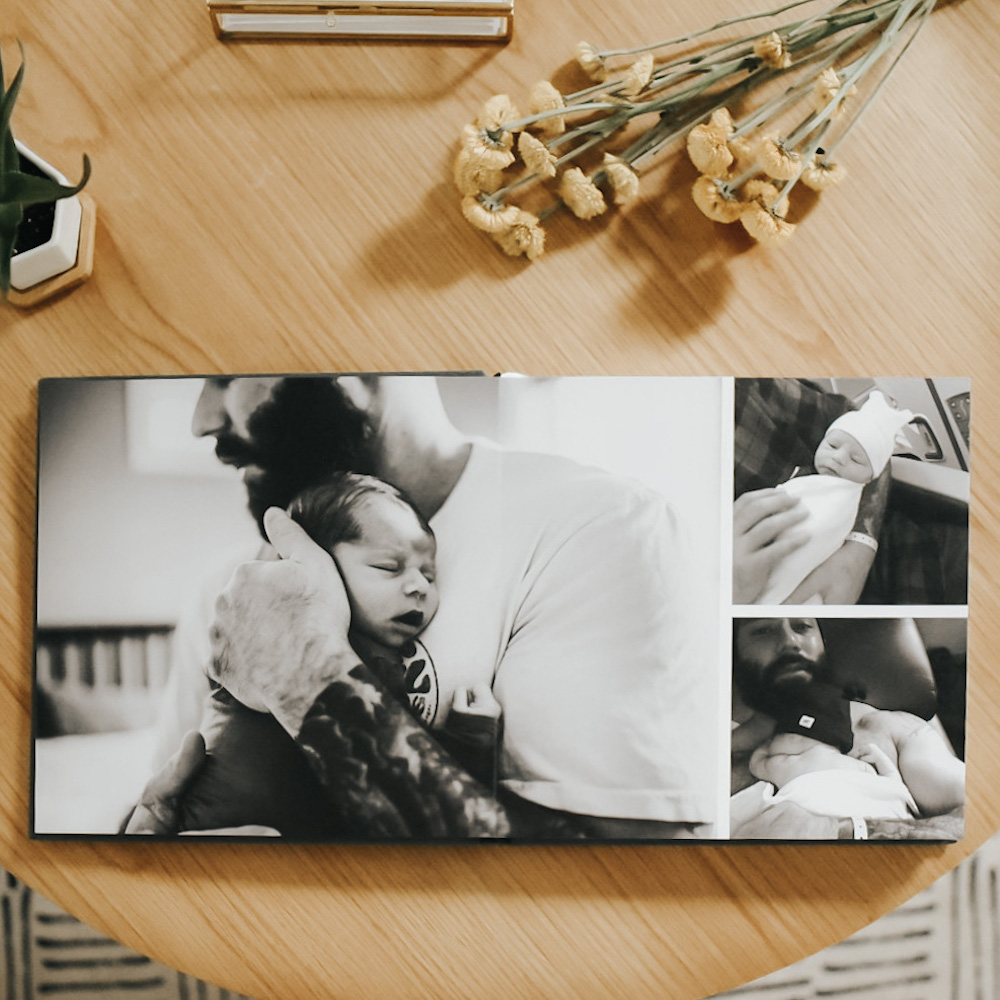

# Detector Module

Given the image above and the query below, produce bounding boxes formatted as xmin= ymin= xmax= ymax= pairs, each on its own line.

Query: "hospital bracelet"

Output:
xmin=845 ymin=531 xmax=878 ymax=553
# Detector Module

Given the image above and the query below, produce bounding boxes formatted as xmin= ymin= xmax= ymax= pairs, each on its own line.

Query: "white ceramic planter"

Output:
xmin=10 ymin=139 xmax=84 ymax=292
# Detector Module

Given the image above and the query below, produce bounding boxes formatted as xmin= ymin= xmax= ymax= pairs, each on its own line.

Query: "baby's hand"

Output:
xmin=451 ymin=683 xmax=502 ymax=720
xmin=852 ymin=742 xmax=899 ymax=778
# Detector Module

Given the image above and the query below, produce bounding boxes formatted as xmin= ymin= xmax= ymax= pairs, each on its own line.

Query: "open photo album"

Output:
xmin=31 ymin=375 xmax=970 ymax=842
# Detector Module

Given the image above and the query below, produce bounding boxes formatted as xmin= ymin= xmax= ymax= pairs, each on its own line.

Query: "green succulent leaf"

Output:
xmin=0 ymin=156 xmax=91 ymax=208
xmin=0 ymin=131 xmax=16 ymax=178
xmin=0 ymin=201 xmax=24 ymax=294
xmin=0 ymin=41 xmax=25 ymax=148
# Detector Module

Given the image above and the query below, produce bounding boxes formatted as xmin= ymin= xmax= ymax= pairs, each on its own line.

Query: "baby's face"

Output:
xmin=813 ymin=428 xmax=873 ymax=484
xmin=332 ymin=496 xmax=439 ymax=650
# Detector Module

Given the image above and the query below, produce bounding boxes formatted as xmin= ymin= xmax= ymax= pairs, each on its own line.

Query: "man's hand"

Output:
xmin=852 ymin=742 xmax=900 ymax=778
xmin=732 ymin=488 xmax=809 ymax=603
xmin=210 ymin=507 xmax=358 ymax=731
xmin=785 ymin=537 xmax=876 ymax=604
xmin=124 ymin=731 xmax=206 ymax=834
xmin=451 ymin=683 xmax=502 ymax=721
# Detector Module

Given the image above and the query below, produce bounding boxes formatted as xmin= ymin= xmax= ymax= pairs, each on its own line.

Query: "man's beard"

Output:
xmin=735 ymin=650 xmax=832 ymax=714
xmin=214 ymin=378 xmax=377 ymax=534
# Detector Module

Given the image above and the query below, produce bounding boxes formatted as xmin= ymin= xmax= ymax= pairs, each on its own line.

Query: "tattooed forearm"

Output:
xmin=296 ymin=663 xmax=511 ymax=839
xmin=854 ymin=464 xmax=890 ymax=537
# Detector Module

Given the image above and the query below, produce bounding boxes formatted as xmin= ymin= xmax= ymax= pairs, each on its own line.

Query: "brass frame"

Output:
xmin=208 ymin=0 xmax=513 ymax=41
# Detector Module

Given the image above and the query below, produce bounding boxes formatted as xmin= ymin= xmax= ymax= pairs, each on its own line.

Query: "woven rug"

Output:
xmin=714 ymin=833 xmax=1000 ymax=1000
xmin=2 ymin=835 xmax=998 ymax=1000
xmin=0 ymin=871 xmax=251 ymax=1000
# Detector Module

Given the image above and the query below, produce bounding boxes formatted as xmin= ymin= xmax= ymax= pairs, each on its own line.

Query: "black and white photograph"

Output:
xmin=733 ymin=378 xmax=970 ymax=607
xmin=730 ymin=616 xmax=966 ymax=841
xmin=32 ymin=374 xmax=726 ymax=842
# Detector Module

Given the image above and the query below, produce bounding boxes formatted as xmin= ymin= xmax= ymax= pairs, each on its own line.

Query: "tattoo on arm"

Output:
xmin=296 ymin=663 xmax=511 ymax=839
xmin=854 ymin=465 xmax=890 ymax=537
xmin=864 ymin=808 xmax=964 ymax=841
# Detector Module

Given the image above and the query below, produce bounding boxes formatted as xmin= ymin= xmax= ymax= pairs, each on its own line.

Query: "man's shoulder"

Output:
xmin=460 ymin=442 xmax=678 ymax=553
xmin=488 ymin=443 xmax=662 ymax=509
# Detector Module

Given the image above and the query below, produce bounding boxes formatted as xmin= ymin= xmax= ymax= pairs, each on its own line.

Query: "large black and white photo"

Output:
xmin=33 ymin=374 xmax=726 ymax=841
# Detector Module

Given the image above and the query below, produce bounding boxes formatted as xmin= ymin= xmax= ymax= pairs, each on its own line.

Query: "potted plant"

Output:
xmin=2 ymin=41 xmax=92 ymax=307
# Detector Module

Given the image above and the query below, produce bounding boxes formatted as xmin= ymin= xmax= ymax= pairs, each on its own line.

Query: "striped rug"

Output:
xmin=2 ymin=834 xmax=999 ymax=1000
xmin=714 ymin=834 xmax=1000 ymax=1000
xmin=0 ymin=870 xmax=252 ymax=1000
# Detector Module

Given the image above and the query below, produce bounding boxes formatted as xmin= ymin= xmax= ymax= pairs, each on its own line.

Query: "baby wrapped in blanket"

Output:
xmin=757 ymin=391 xmax=913 ymax=605
xmin=748 ymin=682 xmax=918 ymax=821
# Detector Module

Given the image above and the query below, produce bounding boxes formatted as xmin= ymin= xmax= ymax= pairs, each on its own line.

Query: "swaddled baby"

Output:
xmin=756 ymin=390 xmax=913 ymax=605
xmin=748 ymin=681 xmax=918 ymax=821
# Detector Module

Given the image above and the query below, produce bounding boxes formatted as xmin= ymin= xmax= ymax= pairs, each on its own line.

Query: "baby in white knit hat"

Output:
xmin=754 ymin=390 xmax=914 ymax=605
xmin=813 ymin=391 xmax=912 ymax=486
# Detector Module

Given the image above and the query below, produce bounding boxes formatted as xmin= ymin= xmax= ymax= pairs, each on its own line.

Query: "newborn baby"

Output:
xmin=748 ymin=682 xmax=918 ymax=820
xmin=755 ymin=390 xmax=913 ymax=605
xmin=178 ymin=472 xmax=500 ymax=837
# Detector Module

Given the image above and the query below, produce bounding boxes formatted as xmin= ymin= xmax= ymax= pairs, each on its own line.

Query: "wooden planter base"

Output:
xmin=8 ymin=194 xmax=97 ymax=309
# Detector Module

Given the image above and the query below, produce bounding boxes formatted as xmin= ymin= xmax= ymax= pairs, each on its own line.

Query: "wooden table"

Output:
xmin=1 ymin=0 xmax=998 ymax=997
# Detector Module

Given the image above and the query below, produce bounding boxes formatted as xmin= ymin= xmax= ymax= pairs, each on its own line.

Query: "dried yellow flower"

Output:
xmin=801 ymin=159 xmax=848 ymax=190
xmin=493 ymin=208 xmax=545 ymax=260
xmin=453 ymin=147 xmax=506 ymax=196
xmin=621 ymin=52 xmax=654 ymax=98
xmin=740 ymin=202 xmax=796 ymax=246
xmin=461 ymin=195 xmax=520 ymax=234
xmin=518 ymin=132 xmax=557 ymax=179
xmin=461 ymin=123 xmax=515 ymax=167
xmin=742 ymin=177 xmax=788 ymax=217
xmin=758 ymin=136 xmax=802 ymax=181
xmin=559 ymin=167 xmax=607 ymax=219
xmin=753 ymin=31 xmax=792 ymax=70
xmin=728 ymin=135 xmax=758 ymax=175
xmin=692 ymin=175 xmax=745 ymax=223
xmin=476 ymin=94 xmax=522 ymax=132
xmin=709 ymin=108 xmax=734 ymax=134
xmin=687 ymin=120 xmax=734 ymax=178
xmin=813 ymin=68 xmax=841 ymax=110
xmin=576 ymin=41 xmax=607 ymax=82
xmin=812 ymin=68 xmax=856 ymax=116
xmin=528 ymin=81 xmax=567 ymax=137
xmin=602 ymin=153 xmax=640 ymax=207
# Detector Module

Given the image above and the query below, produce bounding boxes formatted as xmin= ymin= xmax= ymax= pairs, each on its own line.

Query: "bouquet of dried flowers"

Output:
xmin=455 ymin=0 xmax=938 ymax=258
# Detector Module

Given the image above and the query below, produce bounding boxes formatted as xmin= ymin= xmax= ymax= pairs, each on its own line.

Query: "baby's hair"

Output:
xmin=288 ymin=472 xmax=433 ymax=552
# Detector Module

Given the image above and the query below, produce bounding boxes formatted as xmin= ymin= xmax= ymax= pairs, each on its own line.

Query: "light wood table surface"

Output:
xmin=1 ymin=0 xmax=998 ymax=997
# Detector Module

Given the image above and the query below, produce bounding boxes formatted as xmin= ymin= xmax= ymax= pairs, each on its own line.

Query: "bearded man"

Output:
xmin=130 ymin=375 xmax=717 ymax=840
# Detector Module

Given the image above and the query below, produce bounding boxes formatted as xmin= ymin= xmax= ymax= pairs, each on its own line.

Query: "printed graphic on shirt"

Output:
xmin=399 ymin=639 xmax=439 ymax=725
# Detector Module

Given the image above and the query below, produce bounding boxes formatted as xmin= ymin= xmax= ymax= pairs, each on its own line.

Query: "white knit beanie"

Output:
xmin=826 ymin=390 xmax=914 ymax=476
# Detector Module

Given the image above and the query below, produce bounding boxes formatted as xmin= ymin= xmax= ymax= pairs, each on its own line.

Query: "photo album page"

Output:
xmin=31 ymin=375 xmax=969 ymax=843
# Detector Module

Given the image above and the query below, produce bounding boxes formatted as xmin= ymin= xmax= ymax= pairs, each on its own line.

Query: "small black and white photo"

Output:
xmin=32 ymin=374 xmax=726 ymax=842
xmin=730 ymin=616 xmax=966 ymax=841
xmin=733 ymin=378 xmax=970 ymax=606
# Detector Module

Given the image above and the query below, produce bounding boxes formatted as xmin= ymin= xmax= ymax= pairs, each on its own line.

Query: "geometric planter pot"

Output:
xmin=8 ymin=140 xmax=96 ymax=309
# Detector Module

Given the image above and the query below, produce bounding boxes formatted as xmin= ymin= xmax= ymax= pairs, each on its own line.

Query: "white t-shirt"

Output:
xmin=155 ymin=440 xmax=717 ymax=825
